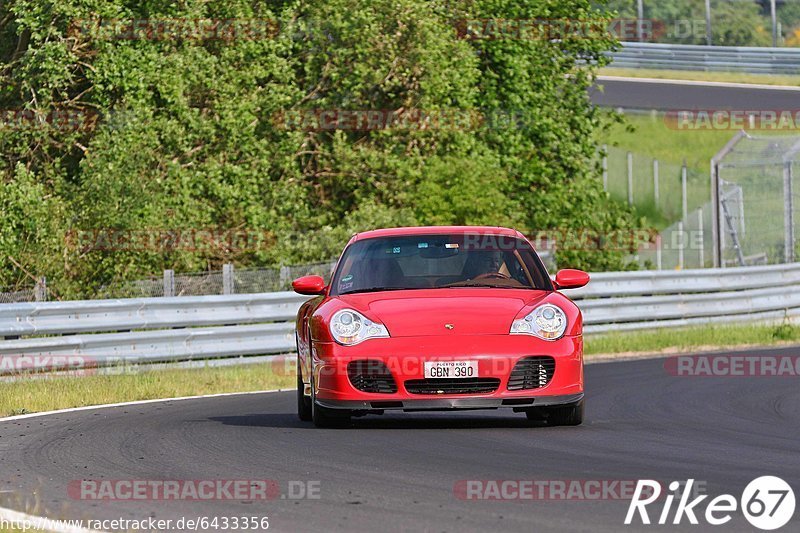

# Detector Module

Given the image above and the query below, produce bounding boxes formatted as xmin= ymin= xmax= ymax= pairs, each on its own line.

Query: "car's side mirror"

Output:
xmin=292 ymin=275 xmax=326 ymax=295
xmin=554 ymin=269 xmax=590 ymax=290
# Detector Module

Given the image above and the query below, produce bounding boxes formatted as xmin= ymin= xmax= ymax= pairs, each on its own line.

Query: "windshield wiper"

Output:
xmin=340 ymin=286 xmax=424 ymax=295
xmin=442 ymin=282 xmax=526 ymax=289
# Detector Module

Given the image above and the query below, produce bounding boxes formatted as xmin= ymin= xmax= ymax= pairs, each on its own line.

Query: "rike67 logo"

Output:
xmin=626 ymin=477 xmax=795 ymax=530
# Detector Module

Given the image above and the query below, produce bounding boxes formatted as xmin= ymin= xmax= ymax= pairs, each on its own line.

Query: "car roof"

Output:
xmin=351 ymin=226 xmax=524 ymax=242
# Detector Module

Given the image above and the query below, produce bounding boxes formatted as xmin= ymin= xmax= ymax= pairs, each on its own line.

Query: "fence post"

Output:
xmin=602 ymin=144 xmax=608 ymax=192
xmin=627 ymin=151 xmax=633 ymax=205
xmin=677 ymin=221 xmax=685 ymax=269
xmin=681 ymin=161 xmax=688 ymax=221
xmin=656 ymin=234 xmax=662 ymax=271
xmin=771 ymin=0 xmax=778 ymax=48
xmin=279 ymin=266 xmax=291 ymax=289
xmin=637 ymin=0 xmax=644 ymax=42
xmin=704 ymin=0 xmax=713 ymax=45
xmin=223 ymin=263 xmax=234 ymax=295
xmin=34 ymin=277 xmax=47 ymax=302
xmin=698 ymin=208 xmax=705 ymax=268
xmin=163 ymin=269 xmax=175 ymax=297
xmin=653 ymin=159 xmax=659 ymax=206
xmin=784 ymin=161 xmax=796 ymax=263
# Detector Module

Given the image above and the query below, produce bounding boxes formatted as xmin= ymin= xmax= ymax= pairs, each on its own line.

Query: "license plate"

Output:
xmin=424 ymin=361 xmax=478 ymax=379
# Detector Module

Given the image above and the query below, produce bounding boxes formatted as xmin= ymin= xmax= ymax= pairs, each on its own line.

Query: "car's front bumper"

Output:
xmin=311 ymin=334 xmax=583 ymax=410
xmin=316 ymin=393 xmax=584 ymax=411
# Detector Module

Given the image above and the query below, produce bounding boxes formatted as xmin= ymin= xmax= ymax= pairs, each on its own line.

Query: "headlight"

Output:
xmin=510 ymin=304 xmax=567 ymax=340
xmin=330 ymin=309 xmax=390 ymax=345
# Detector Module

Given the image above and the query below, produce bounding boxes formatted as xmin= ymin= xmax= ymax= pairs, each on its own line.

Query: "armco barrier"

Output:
xmin=1 ymin=263 xmax=799 ymax=374
xmin=608 ymin=42 xmax=800 ymax=74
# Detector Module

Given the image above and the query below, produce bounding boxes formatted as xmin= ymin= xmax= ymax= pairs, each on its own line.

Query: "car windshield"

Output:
xmin=331 ymin=234 xmax=552 ymax=295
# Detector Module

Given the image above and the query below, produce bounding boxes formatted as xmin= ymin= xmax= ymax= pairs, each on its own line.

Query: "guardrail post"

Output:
xmin=34 ymin=277 xmax=47 ymax=302
xmin=627 ymin=151 xmax=633 ymax=205
xmin=163 ymin=269 xmax=175 ymax=297
xmin=223 ymin=263 xmax=234 ymax=295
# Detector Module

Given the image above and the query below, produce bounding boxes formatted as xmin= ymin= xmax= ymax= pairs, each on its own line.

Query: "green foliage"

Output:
xmin=1 ymin=0 xmax=640 ymax=297
xmin=772 ymin=319 xmax=797 ymax=341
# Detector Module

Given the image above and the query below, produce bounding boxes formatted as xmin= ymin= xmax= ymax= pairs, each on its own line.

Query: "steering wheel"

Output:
xmin=472 ymin=271 xmax=511 ymax=281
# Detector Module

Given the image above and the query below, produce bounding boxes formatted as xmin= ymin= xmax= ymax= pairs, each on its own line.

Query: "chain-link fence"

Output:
xmin=0 ymin=288 xmax=37 ymax=304
xmin=603 ymin=144 xmax=709 ymax=226
xmin=714 ymin=133 xmax=800 ymax=266
xmin=605 ymin=0 xmax=794 ymax=47
xmin=1 ymin=262 xmax=337 ymax=303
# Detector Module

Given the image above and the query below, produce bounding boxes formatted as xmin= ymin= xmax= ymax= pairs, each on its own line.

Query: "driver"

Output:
xmin=474 ymin=250 xmax=504 ymax=277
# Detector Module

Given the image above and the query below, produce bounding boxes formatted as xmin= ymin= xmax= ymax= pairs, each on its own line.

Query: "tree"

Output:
xmin=0 ymin=0 xmax=639 ymax=297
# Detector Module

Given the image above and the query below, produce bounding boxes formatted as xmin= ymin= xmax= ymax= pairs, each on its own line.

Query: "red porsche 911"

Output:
xmin=292 ymin=226 xmax=589 ymax=427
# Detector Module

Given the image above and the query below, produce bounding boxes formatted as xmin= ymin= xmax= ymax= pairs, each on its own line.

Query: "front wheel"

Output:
xmin=311 ymin=372 xmax=351 ymax=428
xmin=526 ymin=399 xmax=584 ymax=426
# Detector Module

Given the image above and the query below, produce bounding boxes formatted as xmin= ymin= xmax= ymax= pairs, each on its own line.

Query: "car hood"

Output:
xmin=337 ymin=288 xmax=550 ymax=337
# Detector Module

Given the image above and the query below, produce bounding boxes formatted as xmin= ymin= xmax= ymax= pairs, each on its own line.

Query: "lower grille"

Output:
xmin=507 ymin=356 xmax=556 ymax=390
xmin=347 ymin=360 xmax=398 ymax=393
xmin=404 ymin=378 xmax=501 ymax=395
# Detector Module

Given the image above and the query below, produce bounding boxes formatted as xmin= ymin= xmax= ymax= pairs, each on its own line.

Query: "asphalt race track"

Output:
xmin=591 ymin=76 xmax=800 ymax=111
xmin=1 ymin=348 xmax=798 ymax=532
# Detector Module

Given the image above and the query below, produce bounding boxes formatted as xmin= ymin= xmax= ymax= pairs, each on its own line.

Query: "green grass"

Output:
xmin=585 ymin=321 xmax=800 ymax=357
xmin=600 ymin=67 xmax=800 ymax=87
xmin=0 ymin=361 xmax=295 ymax=418
xmin=602 ymin=112 xmax=734 ymax=171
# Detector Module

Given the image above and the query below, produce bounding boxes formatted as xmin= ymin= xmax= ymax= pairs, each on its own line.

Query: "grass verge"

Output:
xmin=600 ymin=67 xmax=800 ymax=87
xmin=585 ymin=321 xmax=800 ymax=358
xmin=0 ymin=361 xmax=295 ymax=418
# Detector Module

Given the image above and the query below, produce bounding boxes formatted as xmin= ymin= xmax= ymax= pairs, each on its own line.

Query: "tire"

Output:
xmin=311 ymin=372 xmax=351 ymax=428
xmin=295 ymin=338 xmax=312 ymax=421
xmin=297 ymin=373 xmax=312 ymax=422
xmin=526 ymin=400 xmax=584 ymax=426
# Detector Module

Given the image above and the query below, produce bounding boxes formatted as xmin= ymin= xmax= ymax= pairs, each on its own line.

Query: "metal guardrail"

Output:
xmin=608 ymin=42 xmax=800 ymax=74
xmin=1 ymin=263 xmax=799 ymax=374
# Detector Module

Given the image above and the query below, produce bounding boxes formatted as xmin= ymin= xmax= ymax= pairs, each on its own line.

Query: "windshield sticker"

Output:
xmin=392 ymin=247 xmax=401 ymax=254
xmin=417 ymin=242 xmax=428 ymax=248
xmin=445 ymin=243 xmax=459 ymax=249
xmin=339 ymin=274 xmax=354 ymax=291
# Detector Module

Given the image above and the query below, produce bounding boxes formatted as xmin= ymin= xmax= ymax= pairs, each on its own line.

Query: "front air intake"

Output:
xmin=507 ymin=356 xmax=556 ymax=390
xmin=347 ymin=360 xmax=398 ymax=393
xmin=404 ymin=378 xmax=501 ymax=395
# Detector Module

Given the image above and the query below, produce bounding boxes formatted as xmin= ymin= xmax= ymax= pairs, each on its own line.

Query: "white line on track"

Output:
xmin=597 ymin=75 xmax=800 ymax=92
xmin=0 ymin=389 xmax=285 ymax=532
xmin=0 ymin=388 xmax=285 ymax=423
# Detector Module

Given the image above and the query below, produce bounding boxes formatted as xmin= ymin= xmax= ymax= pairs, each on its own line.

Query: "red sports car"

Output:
xmin=292 ymin=226 xmax=589 ymax=427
